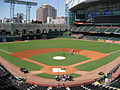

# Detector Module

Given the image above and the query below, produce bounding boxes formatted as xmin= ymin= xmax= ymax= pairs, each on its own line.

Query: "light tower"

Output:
xmin=4 ymin=0 xmax=37 ymax=23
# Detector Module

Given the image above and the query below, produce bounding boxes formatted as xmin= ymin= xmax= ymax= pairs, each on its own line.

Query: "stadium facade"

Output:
xmin=0 ymin=23 xmax=70 ymax=42
xmin=65 ymin=0 xmax=120 ymax=43
xmin=65 ymin=0 xmax=120 ymax=25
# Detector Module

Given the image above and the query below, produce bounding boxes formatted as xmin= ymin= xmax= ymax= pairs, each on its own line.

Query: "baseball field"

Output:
xmin=0 ymin=38 xmax=120 ymax=81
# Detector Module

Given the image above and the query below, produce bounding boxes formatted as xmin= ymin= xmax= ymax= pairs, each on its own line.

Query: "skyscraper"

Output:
xmin=36 ymin=4 xmax=57 ymax=23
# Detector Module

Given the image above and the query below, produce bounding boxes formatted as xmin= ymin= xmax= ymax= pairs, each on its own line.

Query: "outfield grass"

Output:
xmin=0 ymin=38 xmax=120 ymax=72
xmin=76 ymin=51 xmax=120 ymax=71
xmin=29 ymin=51 xmax=90 ymax=66
xmin=36 ymin=73 xmax=81 ymax=79
xmin=0 ymin=38 xmax=120 ymax=53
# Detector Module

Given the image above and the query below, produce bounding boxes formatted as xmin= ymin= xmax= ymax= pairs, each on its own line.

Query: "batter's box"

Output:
xmin=52 ymin=68 xmax=66 ymax=72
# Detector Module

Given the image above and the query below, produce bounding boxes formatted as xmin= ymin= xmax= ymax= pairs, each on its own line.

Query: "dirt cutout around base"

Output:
xmin=1 ymin=48 xmax=120 ymax=85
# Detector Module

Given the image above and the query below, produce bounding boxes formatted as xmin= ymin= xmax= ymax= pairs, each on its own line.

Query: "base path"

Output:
xmin=10 ymin=48 xmax=108 ymax=75
xmin=1 ymin=48 xmax=119 ymax=85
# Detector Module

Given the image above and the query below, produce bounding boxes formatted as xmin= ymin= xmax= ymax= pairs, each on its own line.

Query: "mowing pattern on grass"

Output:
xmin=0 ymin=38 xmax=120 ymax=81
xmin=0 ymin=51 xmax=43 ymax=71
xmin=76 ymin=51 xmax=120 ymax=71
xmin=0 ymin=39 xmax=120 ymax=53
xmin=28 ymin=51 xmax=90 ymax=66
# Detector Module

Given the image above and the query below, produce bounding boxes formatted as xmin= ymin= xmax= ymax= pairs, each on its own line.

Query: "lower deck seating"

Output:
xmin=83 ymin=84 xmax=118 ymax=90
xmin=71 ymin=26 xmax=120 ymax=34
xmin=110 ymin=76 xmax=120 ymax=88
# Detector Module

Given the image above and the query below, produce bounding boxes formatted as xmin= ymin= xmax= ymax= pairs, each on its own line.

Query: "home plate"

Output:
xmin=52 ymin=68 xmax=66 ymax=72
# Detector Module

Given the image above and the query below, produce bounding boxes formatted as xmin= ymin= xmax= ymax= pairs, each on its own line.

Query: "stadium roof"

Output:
xmin=70 ymin=0 xmax=120 ymax=12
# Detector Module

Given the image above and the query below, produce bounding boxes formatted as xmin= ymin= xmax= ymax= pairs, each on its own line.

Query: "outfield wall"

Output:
xmin=83 ymin=36 xmax=120 ymax=44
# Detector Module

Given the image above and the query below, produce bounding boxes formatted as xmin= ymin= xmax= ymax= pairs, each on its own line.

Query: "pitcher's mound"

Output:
xmin=53 ymin=56 xmax=66 ymax=60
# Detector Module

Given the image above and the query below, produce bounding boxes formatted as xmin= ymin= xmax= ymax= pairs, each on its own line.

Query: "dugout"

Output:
xmin=35 ymin=34 xmax=41 ymax=39
xmin=28 ymin=34 xmax=35 ymax=40
xmin=28 ymin=31 xmax=35 ymax=40
xmin=13 ymin=35 xmax=21 ymax=41
xmin=0 ymin=38 xmax=2 ymax=42
xmin=21 ymin=34 xmax=28 ymax=40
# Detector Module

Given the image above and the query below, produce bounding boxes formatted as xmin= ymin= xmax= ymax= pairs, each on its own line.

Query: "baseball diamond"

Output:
xmin=0 ymin=0 xmax=120 ymax=89
xmin=0 ymin=38 xmax=120 ymax=86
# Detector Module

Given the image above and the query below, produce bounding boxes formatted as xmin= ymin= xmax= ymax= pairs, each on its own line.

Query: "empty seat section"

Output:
xmin=51 ymin=87 xmax=67 ymax=90
xmin=71 ymin=26 xmax=78 ymax=31
xmin=97 ymin=28 xmax=108 ymax=33
xmin=105 ymin=28 xmax=118 ymax=33
xmin=77 ymin=26 xmax=85 ymax=31
xmin=115 ymin=28 xmax=120 ymax=34
xmin=99 ymin=37 xmax=111 ymax=40
xmin=69 ymin=86 xmax=86 ymax=90
xmin=89 ymin=27 xmax=98 ymax=32
xmin=110 ymin=77 xmax=120 ymax=88
xmin=109 ymin=37 xmax=120 ymax=41
xmin=81 ymin=26 xmax=91 ymax=32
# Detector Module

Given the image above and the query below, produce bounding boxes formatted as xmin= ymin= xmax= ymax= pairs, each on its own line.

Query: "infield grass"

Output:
xmin=28 ymin=51 xmax=90 ymax=66
xmin=0 ymin=38 xmax=120 ymax=71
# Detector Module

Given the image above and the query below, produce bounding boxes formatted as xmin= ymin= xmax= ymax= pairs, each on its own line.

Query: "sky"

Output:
xmin=0 ymin=0 xmax=65 ymax=20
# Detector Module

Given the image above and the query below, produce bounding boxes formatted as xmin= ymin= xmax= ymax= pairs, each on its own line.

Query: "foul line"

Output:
xmin=108 ymin=50 xmax=120 ymax=54
xmin=0 ymin=49 xmax=11 ymax=54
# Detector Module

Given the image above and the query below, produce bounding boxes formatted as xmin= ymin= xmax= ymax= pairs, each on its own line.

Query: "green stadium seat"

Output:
xmin=114 ymin=28 xmax=120 ymax=34
xmin=97 ymin=28 xmax=108 ymax=33
xmin=81 ymin=26 xmax=92 ymax=32
xmin=105 ymin=28 xmax=118 ymax=33
xmin=88 ymin=27 xmax=98 ymax=32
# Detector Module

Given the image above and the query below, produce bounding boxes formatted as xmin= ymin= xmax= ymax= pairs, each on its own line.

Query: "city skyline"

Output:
xmin=0 ymin=0 xmax=65 ymax=21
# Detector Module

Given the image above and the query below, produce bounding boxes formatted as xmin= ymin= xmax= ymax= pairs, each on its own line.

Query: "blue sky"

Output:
xmin=0 ymin=0 xmax=65 ymax=20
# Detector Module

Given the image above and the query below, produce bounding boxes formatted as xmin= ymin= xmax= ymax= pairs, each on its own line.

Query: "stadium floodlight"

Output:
xmin=4 ymin=0 xmax=18 ymax=3
xmin=4 ymin=0 xmax=37 ymax=23
xmin=4 ymin=0 xmax=37 ymax=6
xmin=17 ymin=1 xmax=37 ymax=6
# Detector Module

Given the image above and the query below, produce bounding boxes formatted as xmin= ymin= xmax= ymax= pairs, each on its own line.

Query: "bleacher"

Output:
xmin=71 ymin=26 xmax=120 ymax=34
xmin=97 ymin=27 xmax=108 ymax=33
xmin=18 ymin=83 xmax=48 ymax=90
xmin=88 ymin=27 xmax=98 ymax=33
xmin=0 ymin=64 xmax=18 ymax=90
xmin=0 ymin=61 xmax=120 ymax=90
xmin=51 ymin=87 xmax=67 ymax=90
xmin=99 ymin=36 xmax=111 ymax=40
xmin=115 ymin=28 xmax=120 ymax=34
xmin=81 ymin=26 xmax=91 ymax=32
xmin=72 ymin=26 xmax=120 ymax=41
xmin=83 ymin=35 xmax=120 ymax=41
xmin=105 ymin=28 xmax=118 ymax=33
xmin=110 ymin=76 xmax=120 ymax=88
xmin=69 ymin=86 xmax=86 ymax=90
xmin=83 ymin=84 xmax=118 ymax=90
xmin=71 ymin=26 xmax=78 ymax=32
xmin=77 ymin=26 xmax=85 ymax=32
xmin=109 ymin=37 xmax=120 ymax=41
